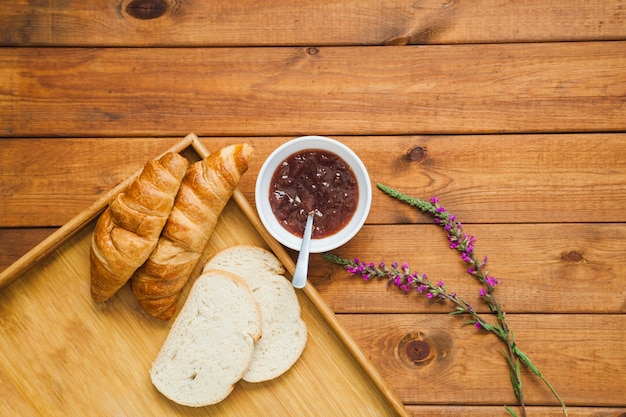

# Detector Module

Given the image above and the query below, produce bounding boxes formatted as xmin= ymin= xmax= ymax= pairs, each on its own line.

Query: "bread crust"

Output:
xmin=131 ymin=144 xmax=254 ymax=320
xmin=90 ymin=152 xmax=188 ymax=302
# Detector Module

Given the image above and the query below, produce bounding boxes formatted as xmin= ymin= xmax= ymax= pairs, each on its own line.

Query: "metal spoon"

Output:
xmin=291 ymin=212 xmax=314 ymax=289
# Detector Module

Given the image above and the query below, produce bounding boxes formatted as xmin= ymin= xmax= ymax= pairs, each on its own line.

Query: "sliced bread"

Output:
xmin=203 ymin=245 xmax=308 ymax=383
xmin=150 ymin=269 xmax=262 ymax=407
xmin=203 ymin=244 xmax=286 ymax=277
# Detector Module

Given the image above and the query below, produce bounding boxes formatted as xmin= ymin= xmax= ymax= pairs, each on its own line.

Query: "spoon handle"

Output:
xmin=292 ymin=213 xmax=314 ymax=289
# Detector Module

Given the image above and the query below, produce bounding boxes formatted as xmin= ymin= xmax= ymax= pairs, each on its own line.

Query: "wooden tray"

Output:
xmin=0 ymin=134 xmax=409 ymax=417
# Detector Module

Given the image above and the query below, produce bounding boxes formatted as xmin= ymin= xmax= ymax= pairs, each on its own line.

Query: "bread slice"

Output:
xmin=203 ymin=245 xmax=307 ymax=382
xmin=203 ymin=244 xmax=287 ymax=277
xmin=150 ymin=269 xmax=261 ymax=407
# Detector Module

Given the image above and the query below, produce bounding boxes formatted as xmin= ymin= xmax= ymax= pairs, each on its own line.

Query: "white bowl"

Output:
xmin=255 ymin=136 xmax=372 ymax=253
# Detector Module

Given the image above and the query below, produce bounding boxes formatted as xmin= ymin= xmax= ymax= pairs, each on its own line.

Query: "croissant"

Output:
xmin=130 ymin=143 xmax=254 ymax=320
xmin=90 ymin=152 xmax=189 ymax=302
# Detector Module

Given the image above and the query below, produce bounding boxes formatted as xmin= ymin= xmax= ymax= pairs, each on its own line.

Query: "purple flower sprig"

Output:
xmin=322 ymin=254 xmax=496 ymax=332
xmin=376 ymin=184 xmax=516 ymax=354
xmin=378 ymin=184 xmax=499 ymax=300
xmin=324 ymin=253 xmax=531 ymax=416
xmin=322 ymin=183 xmax=567 ymax=417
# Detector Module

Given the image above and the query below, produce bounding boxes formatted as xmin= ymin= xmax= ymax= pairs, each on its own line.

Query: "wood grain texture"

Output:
xmin=2 ymin=134 xmax=625 ymax=228
xmin=2 ymin=1 xmax=625 ymax=414
xmin=0 ymin=138 xmax=183 ymax=227
xmin=0 ymin=229 xmax=56 ymax=272
xmin=4 ymin=222 xmax=626 ymax=315
xmin=404 ymin=406 xmax=626 ymax=417
xmin=310 ymin=223 xmax=626 ymax=314
xmin=0 ymin=0 xmax=624 ymax=46
xmin=337 ymin=313 xmax=626 ymax=406
xmin=2 ymin=43 xmax=625 ymax=137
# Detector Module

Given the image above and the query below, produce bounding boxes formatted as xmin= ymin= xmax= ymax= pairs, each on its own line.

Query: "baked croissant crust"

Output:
xmin=130 ymin=143 xmax=254 ymax=320
xmin=90 ymin=152 xmax=189 ymax=302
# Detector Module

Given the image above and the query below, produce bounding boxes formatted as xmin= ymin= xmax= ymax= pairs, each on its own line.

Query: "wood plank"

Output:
xmin=310 ymin=223 xmax=626 ymax=314
xmin=320 ymin=134 xmax=626 ymax=224
xmin=337 ymin=313 xmax=626 ymax=406
xmin=2 ymin=43 xmax=625 ymax=137
xmin=0 ymin=228 xmax=56 ymax=273
xmin=404 ymin=406 xmax=626 ymax=417
xmin=3 ymin=222 xmax=625 ymax=314
xmin=2 ymin=134 xmax=625 ymax=227
xmin=0 ymin=0 xmax=624 ymax=47
xmin=0 ymin=138 xmax=183 ymax=227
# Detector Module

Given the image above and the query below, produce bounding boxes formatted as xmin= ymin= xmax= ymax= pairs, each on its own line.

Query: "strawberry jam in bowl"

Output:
xmin=255 ymin=136 xmax=372 ymax=253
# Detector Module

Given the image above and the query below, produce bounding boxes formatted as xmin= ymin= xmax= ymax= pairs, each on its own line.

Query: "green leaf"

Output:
xmin=509 ymin=368 xmax=521 ymax=398
xmin=504 ymin=405 xmax=519 ymax=417
xmin=514 ymin=346 xmax=542 ymax=376
xmin=448 ymin=307 xmax=467 ymax=315
xmin=480 ymin=321 xmax=494 ymax=331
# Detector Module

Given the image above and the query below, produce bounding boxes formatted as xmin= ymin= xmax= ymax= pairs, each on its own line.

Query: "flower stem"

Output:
xmin=323 ymin=253 xmax=528 ymax=417
xmin=324 ymin=183 xmax=567 ymax=416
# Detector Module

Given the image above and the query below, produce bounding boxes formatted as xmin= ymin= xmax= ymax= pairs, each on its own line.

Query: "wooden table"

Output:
xmin=1 ymin=1 xmax=625 ymax=416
